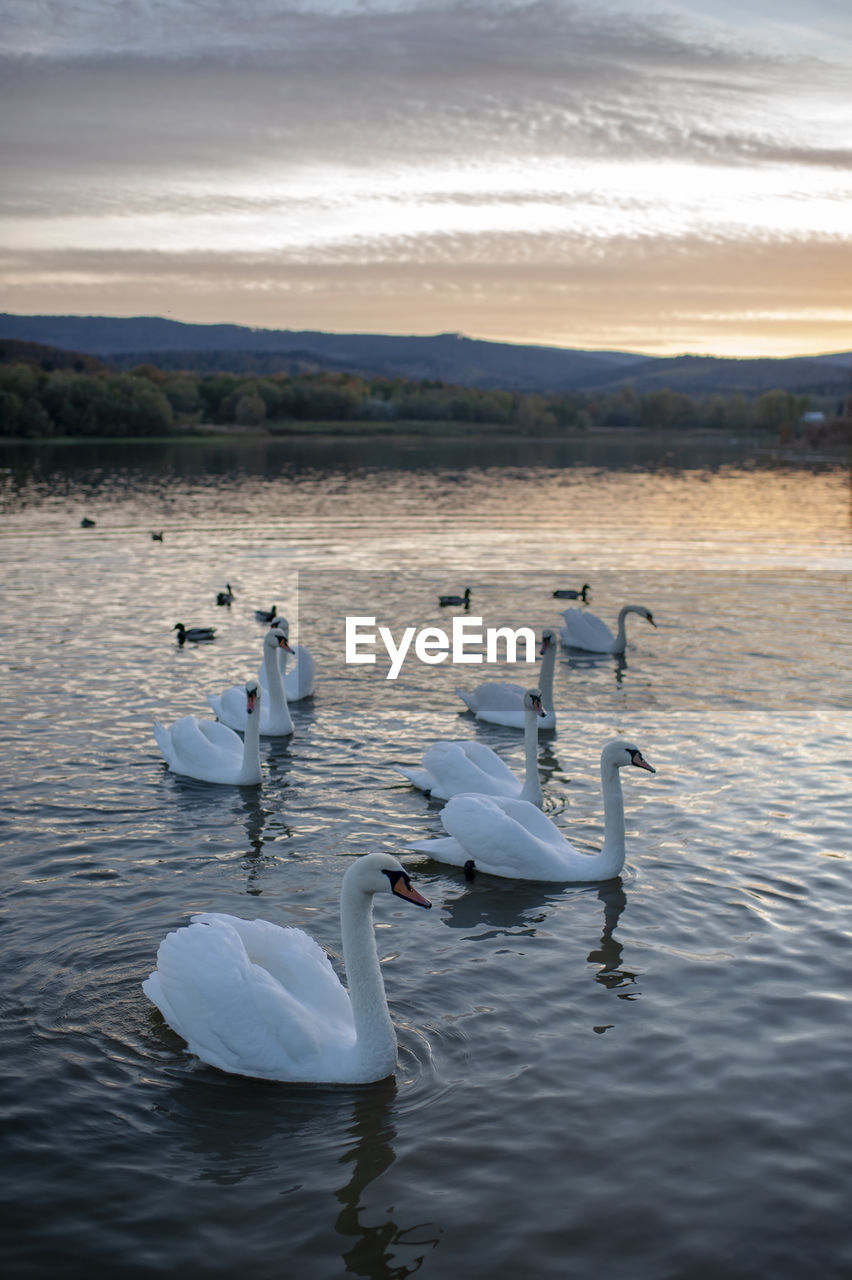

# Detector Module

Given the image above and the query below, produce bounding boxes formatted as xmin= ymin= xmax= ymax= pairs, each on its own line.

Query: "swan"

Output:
xmin=216 ymin=583 xmax=234 ymax=606
xmin=154 ymin=680 xmax=262 ymax=785
xmin=255 ymin=604 xmax=277 ymax=623
xmin=259 ymin=615 xmax=316 ymax=701
xmin=174 ymin=623 xmax=216 ymax=644
xmin=553 ymin=583 xmax=590 ymax=602
xmin=560 ymin=604 xmax=656 ymax=655
xmin=398 ymin=689 xmax=546 ymax=805
xmin=456 ymin=628 xmax=558 ymax=729
xmin=409 ymin=739 xmax=655 ymax=881
xmin=440 ymin=588 xmax=471 ymax=607
xmin=208 ymin=627 xmax=295 ymax=735
xmin=142 ymin=852 xmax=432 ymax=1083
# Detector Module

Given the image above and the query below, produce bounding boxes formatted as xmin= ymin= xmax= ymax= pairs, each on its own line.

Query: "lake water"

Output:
xmin=2 ymin=433 xmax=851 ymax=1279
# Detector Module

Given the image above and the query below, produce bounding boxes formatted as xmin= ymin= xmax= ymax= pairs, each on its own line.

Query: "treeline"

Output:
xmin=0 ymin=356 xmax=846 ymax=439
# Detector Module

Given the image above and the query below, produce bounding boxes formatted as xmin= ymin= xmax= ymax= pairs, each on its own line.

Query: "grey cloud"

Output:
xmin=2 ymin=0 xmax=847 ymax=183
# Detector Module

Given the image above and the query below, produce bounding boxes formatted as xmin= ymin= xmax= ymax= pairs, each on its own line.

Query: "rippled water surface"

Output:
xmin=2 ymin=435 xmax=851 ymax=1279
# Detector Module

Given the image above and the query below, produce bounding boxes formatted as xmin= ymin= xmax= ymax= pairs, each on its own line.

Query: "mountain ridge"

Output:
xmin=0 ymin=313 xmax=849 ymax=397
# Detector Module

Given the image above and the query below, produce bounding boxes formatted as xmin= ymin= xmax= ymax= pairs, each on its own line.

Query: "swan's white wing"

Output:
xmin=458 ymin=741 xmax=520 ymax=789
xmin=285 ymin=645 xmax=316 ymax=701
xmin=170 ymin=715 xmax=242 ymax=764
xmin=559 ymin=609 xmax=615 ymax=652
xmin=144 ymin=915 xmax=355 ymax=1081
xmin=437 ymin=793 xmax=579 ymax=880
xmin=207 ymin=684 xmax=250 ymax=730
xmin=396 ymin=765 xmax=439 ymax=794
xmin=407 ymin=834 xmax=470 ymax=865
xmin=461 ymin=681 xmax=526 ymax=711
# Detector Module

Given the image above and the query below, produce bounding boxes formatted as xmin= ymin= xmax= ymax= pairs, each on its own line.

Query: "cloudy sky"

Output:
xmin=2 ymin=0 xmax=851 ymax=355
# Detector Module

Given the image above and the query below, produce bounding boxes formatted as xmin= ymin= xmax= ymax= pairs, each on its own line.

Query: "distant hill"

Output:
xmin=0 ymin=313 xmax=849 ymax=397
xmin=0 ymin=336 xmax=105 ymax=374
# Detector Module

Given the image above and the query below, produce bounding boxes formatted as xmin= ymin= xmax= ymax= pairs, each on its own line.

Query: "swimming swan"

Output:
xmin=154 ymin=680 xmax=262 ymax=785
xmin=142 ymin=852 xmax=432 ymax=1083
xmin=207 ymin=628 xmax=294 ymax=735
xmin=258 ymin=616 xmax=316 ymax=701
xmin=455 ymin=629 xmax=558 ymax=729
xmin=560 ymin=604 xmax=656 ymax=655
xmin=398 ymin=689 xmax=546 ymax=806
xmin=409 ymin=739 xmax=655 ymax=881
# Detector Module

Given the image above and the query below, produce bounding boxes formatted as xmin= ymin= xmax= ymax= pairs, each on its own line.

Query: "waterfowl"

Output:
xmin=153 ymin=680 xmax=262 ymax=785
xmin=151 ymin=531 xmax=164 ymax=542
xmin=560 ymin=604 xmax=656 ymax=655
xmin=398 ymin=689 xmax=546 ymax=806
xmin=208 ymin=627 xmax=294 ymax=735
xmin=142 ymin=852 xmax=432 ymax=1082
xmin=80 ymin=517 xmax=96 ymax=528
xmin=216 ymin=583 xmax=234 ymax=606
xmin=410 ymin=739 xmax=655 ymax=881
xmin=456 ymin=629 xmax=558 ymax=729
xmin=174 ymin=623 xmax=216 ymax=644
xmin=439 ymin=588 xmax=471 ymax=607
xmin=553 ymin=583 xmax=590 ymax=601
xmin=255 ymin=604 xmax=277 ymax=623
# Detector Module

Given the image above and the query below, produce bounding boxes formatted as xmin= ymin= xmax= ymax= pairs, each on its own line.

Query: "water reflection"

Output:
xmin=587 ymin=883 xmax=639 ymax=1001
xmin=335 ymin=1081 xmax=440 ymax=1279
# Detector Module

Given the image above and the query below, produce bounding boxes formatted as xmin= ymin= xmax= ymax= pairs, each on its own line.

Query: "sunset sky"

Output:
xmin=2 ymin=0 xmax=851 ymax=357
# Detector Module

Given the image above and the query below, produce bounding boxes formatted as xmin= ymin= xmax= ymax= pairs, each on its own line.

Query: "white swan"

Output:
xmin=398 ymin=689 xmax=546 ymax=805
xmin=154 ymin=680 xmax=262 ymax=785
xmin=560 ymin=604 xmax=656 ymax=654
xmin=142 ymin=852 xmax=432 ymax=1083
xmin=409 ymin=739 xmax=655 ymax=881
xmin=207 ymin=628 xmax=294 ymax=735
xmin=258 ymin=616 xmax=316 ymax=701
xmin=455 ymin=629 xmax=558 ymax=729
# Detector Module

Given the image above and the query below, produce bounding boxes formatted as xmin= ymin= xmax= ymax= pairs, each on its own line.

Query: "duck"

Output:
xmin=255 ymin=604 xmax=277 ymax=623
xmin=553 ymin=583 xmax=590 ymax=602
xmin=439 ymin=588 xmax=471 ymax=607
xmin=173 ymin=623 xmax=216 ymax=644
xmin=259 ymin=616 xmax=316 ymax=702
xmin=153 ymin=680 xmax=262 ymax=785
xmin=409 ymin=739 xmax=656 ymax=881
xmin=151 ymin=531 xmax=164 ymax=542
xmin=207 ymin=627 xmax=294 ymax=735
xmin=456 ymin=629 xmax=558 ymax=729
xmin=142 ymin=852 xmax=432 ymax=1083
xmin=559 ymin=604 xmax=656 ymax=655
xmin=80 ymin=517 xmax=96 ymax=528
xmin=398 ymin=689 xmax=546 ymax=806
xmin=216 ymin=583 xmax=234 ymax=606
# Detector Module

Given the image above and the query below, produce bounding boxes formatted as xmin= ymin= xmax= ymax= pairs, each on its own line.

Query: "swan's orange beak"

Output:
xmin=631 ymin=750 xmax=655 ymax=773
xmin=388 ymin=870 xmax=431 ymax=908
xmin=278 ymin=636 xmax=295 ymax=653
xmin=246 ymin=690 xmax=258 ymax=714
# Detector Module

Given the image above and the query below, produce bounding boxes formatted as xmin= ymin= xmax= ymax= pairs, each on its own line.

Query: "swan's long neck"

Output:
xmin=597 ymin=759 xmax=627 ymax=878
xmin=340 ymin=877 xmax=397 ymax=1079
xmin=539 ymin=643 xmax=556 ymax=701
xmin=519 ymin=706 xmax=543 ymax=806
xmin=237 ymin=699 xmax=262 ymax=784
xmin=613 ymin=607 xmax=639 ymax=655
xmin=265 ymin=642 xmax=293 ymax=732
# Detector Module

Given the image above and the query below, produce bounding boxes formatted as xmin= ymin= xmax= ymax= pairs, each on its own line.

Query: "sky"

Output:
xmin=2 ymin=0 xmax=851 ymax=357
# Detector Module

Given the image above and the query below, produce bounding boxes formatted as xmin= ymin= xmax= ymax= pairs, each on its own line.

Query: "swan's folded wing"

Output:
xmin=459 ymin=741 xmax=519 ymax=789
xmin=456 ymin=681 xmax=526 ymax=712
xmin=144 ymin=916 xmax=354 ymax=1079
xmin=170 ymin=715 xmax=242 ymax=763
xmin=439 ymin=793 xmax=571 ymax=879
xmin=560 ymin=609 xmax=614 ymax=651
xmin=285 ymin=646 xmax=316 ymax=700
xmin=407 ymin=835 xmax=470 ymax=866
xmin=397 ymin=764 xmax=437 ymax=794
